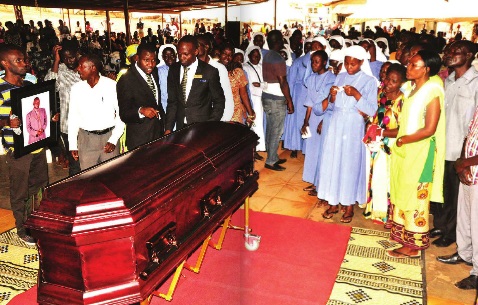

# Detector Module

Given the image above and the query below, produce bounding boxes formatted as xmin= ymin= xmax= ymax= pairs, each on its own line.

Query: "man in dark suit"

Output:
xmin=164 ymin=35 xmax=225 ymax=134
xmin=117 ymin=43 xmax=165 ymax=150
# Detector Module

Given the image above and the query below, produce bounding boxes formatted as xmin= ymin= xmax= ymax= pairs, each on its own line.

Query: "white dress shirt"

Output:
xmin=68 ymin=76 xmax=125 ymax=150
xmin=207 ymin=55 xmax=234 ymax=121
xmin=181 ymin=58 xmax=199 ymax=101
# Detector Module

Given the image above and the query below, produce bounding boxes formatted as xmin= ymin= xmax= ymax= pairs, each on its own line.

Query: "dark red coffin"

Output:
xmin=25 ymin=122 xmax=259 ymax=305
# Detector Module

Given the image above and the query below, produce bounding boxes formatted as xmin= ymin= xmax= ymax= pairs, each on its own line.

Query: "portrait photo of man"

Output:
xmin=23 ymin=95 xmax=49 ymax=145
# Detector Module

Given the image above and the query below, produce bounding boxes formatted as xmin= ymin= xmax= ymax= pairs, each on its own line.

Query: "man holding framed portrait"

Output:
xmin=0 ymin=44 xmax=48 ymax=246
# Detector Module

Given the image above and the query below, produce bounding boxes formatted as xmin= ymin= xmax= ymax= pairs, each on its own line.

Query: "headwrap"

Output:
xmin=125 ymin=44 xmax=138 ymax=65
xmin=157 ymin=43 xmax=177 ymax=66
xmin=375 ymin=37 xmax=390 ymax=58
xmin=248 ymin=32 xmax=269 ymax=51
xmin=234 ymin=48 xmax=245 ymax=64
xmin=344 ymin=39 xmax=352 ymax=47
xmin=329 ymin=35 xmax=346 ymax=50
xmin=312 ymin=36 xmax=330 ymax=56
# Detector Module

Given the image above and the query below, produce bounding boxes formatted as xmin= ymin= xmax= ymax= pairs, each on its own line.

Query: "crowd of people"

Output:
xmin=1 ymin=15 xmax=478 ymax=295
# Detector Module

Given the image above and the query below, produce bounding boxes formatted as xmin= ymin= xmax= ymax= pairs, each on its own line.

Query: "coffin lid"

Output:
xmin=40 ymin=122 xmax=257 ymax=217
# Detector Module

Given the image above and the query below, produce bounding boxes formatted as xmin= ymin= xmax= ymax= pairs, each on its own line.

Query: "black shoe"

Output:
xmin=429 ymin=228 xmax=443 ymax=238
xmin=276 ymin=158 xmax=287 ymax=164
xmin=432 ymin=236 xmax=456 ymax=247
xmin=437 ymin=252 xmax=473 ymax=266
xmin=254 ymin=152 xmax=264 ymax=161
xmin=18 ymin=234 xmax=36 ymax=246
xmin=290 ymin=151 xmax=298 ymax=158
xmin=265 ymin=163 xmax=286 ymax=171
xmin=455 ymin=275 xmax=478 ymax=290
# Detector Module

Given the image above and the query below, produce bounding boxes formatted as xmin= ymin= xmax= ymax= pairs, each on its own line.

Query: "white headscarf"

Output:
xmin=344 ymin=39 xmax=352 ymax=47
xmin=157 ymin=44 xmax=177 ymax=66
xmin=375 ymin=37 xmax=390 ymax=58
xmin=234 ymin=48 xmax=245 ymax=64
xmin=281 ymin=47 xmax=293 ymax=67
xmin=366 ymin=39 xmax=387 ymax=62
xmin=341 ymin=45 xmax=374 ymax=79
xmin=329 ymin=35 xmax=346 ymax=50
xmin=329 ymin=49 xmax=345 ymax=64
xmin=248 ymin=32 xmax=269 ymax=51
xmin=312 ymin=36 xmax=330 ymax=56
xmin=245 ymin=46 xmax=262 ymax=65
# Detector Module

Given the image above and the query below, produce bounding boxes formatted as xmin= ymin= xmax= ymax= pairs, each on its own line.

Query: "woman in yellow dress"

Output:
xmin=388 ymin=50 xmax=445 ymax=258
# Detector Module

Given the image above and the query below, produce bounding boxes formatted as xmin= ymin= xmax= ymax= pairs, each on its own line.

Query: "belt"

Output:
xmin=85 ymin=127 xmax=114 ymax=135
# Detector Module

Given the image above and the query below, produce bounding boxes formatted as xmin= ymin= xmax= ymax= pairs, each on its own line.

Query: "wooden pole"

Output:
xmin=225 ymin=0 xmax=228 ymax=35
xmin=274 ymin=0 xmax=277 ymax=30
xmin=84 ymin=10 xmax=87 ymax=33
xmin=179 ymin=13 xmax=182 ymax=38
xmin=14 ymin=6 xmax=23 ymax=22
xmin=106 ymin=10 xmax=112 ymax=52
xmin=67 ymin=9 xmax=72 ymax=34
xmin=123 ymin=0 xmax=131 ymax=45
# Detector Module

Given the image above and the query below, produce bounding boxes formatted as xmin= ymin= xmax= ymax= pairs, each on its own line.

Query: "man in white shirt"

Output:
xmin=196 ymin=34 xmax=234 ymax=121
xmin=68 ymin=54 xmax=125 ymax=170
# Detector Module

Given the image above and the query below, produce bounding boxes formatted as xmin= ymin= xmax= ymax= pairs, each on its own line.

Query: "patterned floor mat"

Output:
xmin=327 ymin=227 xmax=425 ymax=305
xmin=0 ymin=229 xmax=38 ymax=305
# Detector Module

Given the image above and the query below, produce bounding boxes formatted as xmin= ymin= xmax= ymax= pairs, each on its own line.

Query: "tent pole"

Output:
xmin=67 ymin=9 xmax=72 ymax=34
xmin=179 ymin=13 xmax=182 ymax=37
xmin=123 ymin=0 xmax=131 ymax=45
xmin=274 ymin=0 xmax=277 ymax=30
xmin=84 ymin=10 xmax=87 ymax=33
xmin=225 ymin=0 xmax=228 ymax=35
xmin=106 ymin=10 xmax=112 ymax=53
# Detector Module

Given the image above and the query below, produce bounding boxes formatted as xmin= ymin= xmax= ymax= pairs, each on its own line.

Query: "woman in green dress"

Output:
xmin=388 ymin=50 xmax=445 ymax=258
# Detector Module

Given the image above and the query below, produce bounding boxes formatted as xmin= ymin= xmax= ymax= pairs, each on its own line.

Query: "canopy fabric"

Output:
xmin=0 ymin=0 xmax=268 ymax=13
xmin=346 ymin=0 xmax=478 ymax=24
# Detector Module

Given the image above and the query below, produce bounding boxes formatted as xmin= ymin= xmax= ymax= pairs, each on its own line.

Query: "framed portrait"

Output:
xmin=10 ymin=80 xmax=58 ymax=158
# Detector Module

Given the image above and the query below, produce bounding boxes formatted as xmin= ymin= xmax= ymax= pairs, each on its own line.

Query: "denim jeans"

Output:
xmin=262 ymin=96 xmax=286 ymax=166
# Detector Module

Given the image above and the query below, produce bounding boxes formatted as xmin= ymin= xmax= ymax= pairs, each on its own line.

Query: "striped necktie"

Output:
xmin=146 ymin=74 xmax=157 ymax=101
xmin=181 ymin=66 xmax=189 ymax=102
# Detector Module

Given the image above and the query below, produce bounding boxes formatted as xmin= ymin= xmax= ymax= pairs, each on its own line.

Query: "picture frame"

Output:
xmin=10 ymin=80 xmax=59 ymax=158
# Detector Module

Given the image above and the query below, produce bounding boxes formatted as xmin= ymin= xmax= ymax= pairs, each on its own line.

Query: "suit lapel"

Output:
xmin=187 ymin=61 xmax=203 ymax=104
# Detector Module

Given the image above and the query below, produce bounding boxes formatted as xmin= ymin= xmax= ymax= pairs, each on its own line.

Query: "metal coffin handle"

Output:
xmin=200 ymin=186 xmax=222 ymax=218
xmin=140 ymin=222 xmax=178 ymax=280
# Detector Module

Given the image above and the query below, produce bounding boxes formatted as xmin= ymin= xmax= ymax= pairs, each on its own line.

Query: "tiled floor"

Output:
xmin=0 ymin=148 xmax=473 ymax=304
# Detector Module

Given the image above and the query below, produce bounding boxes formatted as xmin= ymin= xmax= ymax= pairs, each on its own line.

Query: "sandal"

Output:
xmin=340 ymin=212 xmax=354 ymax=223
xmin=386 ymin=248 xmax=420 ymax=259
xmin=303 ymin=184 xmax=315 ymax=192
xmin=308 ymin=190 xmax=318 ymax=196
xmin=322 ymin=206 xmax=339 ymax=219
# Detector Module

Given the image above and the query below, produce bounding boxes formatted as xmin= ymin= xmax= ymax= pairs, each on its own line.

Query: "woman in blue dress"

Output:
xmin=301 ymin=51 xmax=336 ymax=195
xmin=318 ymin=46 xmax=378 ymax=223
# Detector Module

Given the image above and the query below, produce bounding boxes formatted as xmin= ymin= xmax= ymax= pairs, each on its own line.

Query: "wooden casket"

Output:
xmin=25 ymin=122 xmax=259 ymax=305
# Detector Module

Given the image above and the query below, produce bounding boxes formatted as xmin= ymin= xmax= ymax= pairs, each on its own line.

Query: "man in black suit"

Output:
xmin=164 ymin=35 xmax=225 ymax=134
xmin=117 ymin=43 xmax=165 ymax=150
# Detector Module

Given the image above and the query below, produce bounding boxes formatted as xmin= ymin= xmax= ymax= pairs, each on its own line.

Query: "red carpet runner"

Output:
xmin=10 ymin=211 xmax=351 ymax=305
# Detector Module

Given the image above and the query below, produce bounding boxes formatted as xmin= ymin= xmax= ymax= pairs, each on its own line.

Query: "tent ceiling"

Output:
xmin=2 ymin=0 xmax=268 ymax=13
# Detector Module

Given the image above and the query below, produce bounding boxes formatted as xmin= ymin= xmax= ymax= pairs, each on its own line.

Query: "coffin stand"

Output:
xmin=26 ymin=122 xmax=260 ymax=305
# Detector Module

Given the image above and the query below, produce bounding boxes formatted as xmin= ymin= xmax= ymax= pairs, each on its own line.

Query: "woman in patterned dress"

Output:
xmin=219 ymin=44 xmax=255 ymax=124
xmin=363 ymin=64 xmax=406 ymax=225
xmin=388 ymin=50 xmax=445 ymax=258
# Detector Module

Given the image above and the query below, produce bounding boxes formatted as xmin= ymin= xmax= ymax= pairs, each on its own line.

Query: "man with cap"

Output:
xmin=116 ymin=44 xmax=138 ymax=81
xmin=44 ymin=41 xmax=82 ymax=175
